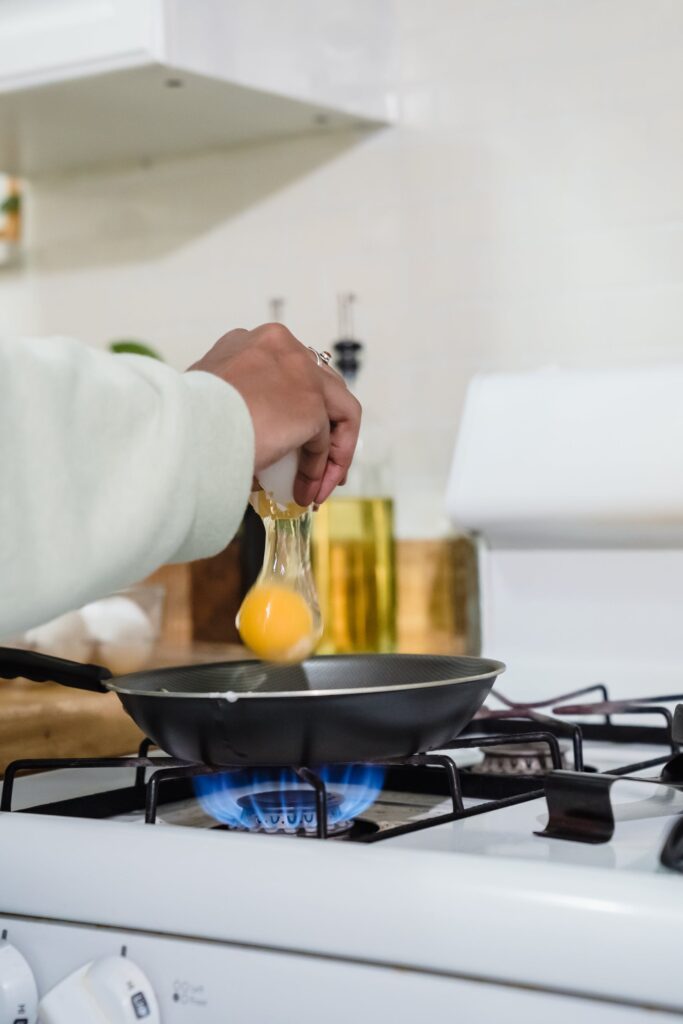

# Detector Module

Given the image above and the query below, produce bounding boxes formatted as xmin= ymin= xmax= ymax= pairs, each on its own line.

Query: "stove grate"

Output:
xmin=537 ymin=706 xmax=683 ymax=846
xmin=4 ymin=686 xmax=681 ymax=852
xmin=0 ymin=732 xmax=561 ymax=841
xmin=472 ymin=680 xmax=680 ymax=757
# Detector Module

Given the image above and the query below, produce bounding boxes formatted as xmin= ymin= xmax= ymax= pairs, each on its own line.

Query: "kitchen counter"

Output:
xmin=0 ymin=643 xmax=244 ymax=774
xmin=0 ymin=616 xmax=464 ymax=774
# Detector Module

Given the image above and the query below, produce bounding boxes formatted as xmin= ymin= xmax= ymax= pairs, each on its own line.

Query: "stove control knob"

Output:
xmin=0 ymin=939 xmax=38 ymax=1024
xmin=39 ymin=956 xmax=160 ymax=1023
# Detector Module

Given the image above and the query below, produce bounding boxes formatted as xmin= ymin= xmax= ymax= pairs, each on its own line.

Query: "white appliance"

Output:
xmin=448 ymin=364 xmax=683 ymax=697
xmin=1 ymin=364 xmax=682 ymax=1022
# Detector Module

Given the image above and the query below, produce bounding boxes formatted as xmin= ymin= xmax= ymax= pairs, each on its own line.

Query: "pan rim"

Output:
xmin=108 ymin=656 xmax=506 ymax=700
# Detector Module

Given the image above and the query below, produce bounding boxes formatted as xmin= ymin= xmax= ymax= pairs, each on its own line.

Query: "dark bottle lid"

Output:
xmin=333 ymin=338 xmax=363 ymax=382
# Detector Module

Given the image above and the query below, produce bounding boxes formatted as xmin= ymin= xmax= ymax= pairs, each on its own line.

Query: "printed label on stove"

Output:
xmin=173 ymin=980 xmax=208 ymax=1006
xmin=131 ymin=991 xmax=151 ymax=1018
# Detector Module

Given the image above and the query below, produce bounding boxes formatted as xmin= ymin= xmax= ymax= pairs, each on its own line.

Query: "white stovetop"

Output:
xmin=7 ymin=736 xmax=676 ymax=870
xmin=391 ymin=744 xmax=681 ymax=874
xmin=0 ymin=734 xmax=681 ymax=1012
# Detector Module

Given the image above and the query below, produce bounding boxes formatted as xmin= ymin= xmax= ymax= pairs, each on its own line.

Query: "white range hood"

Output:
xmin=0 ymin=0 xmax=395 ymax=176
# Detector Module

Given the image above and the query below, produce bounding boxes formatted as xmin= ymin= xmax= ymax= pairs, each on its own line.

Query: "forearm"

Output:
xmin=0 ymin=336 xmax=254 ymax=635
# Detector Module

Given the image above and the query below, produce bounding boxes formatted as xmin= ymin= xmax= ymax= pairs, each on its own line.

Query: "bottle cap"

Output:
xmin=333 ymin=339 xmax=363 ymax=382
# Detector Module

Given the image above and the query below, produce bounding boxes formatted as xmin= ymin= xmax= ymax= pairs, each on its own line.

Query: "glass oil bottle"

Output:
xmin=312 ymin=295 xmax=397 ymax=654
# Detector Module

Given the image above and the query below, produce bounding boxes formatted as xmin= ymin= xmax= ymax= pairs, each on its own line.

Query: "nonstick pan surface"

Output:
xmin=0 ymin=649 xmax=504 ymax=767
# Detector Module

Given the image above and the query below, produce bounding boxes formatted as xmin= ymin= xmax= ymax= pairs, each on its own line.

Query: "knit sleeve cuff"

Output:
xmin=171 ymin=370 xmax=254 ymax=563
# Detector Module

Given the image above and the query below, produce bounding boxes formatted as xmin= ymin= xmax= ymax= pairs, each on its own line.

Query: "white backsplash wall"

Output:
xmin=2 ymin=0 xmax=683 ymax=538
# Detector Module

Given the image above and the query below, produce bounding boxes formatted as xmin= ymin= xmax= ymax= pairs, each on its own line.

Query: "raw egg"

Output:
xmin=237 ymin=583 xmax=318 ymax=663
xmin=251 ymin=489 xmax=308 ymax=520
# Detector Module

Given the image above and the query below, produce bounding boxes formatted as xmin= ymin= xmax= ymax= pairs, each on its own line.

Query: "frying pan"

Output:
xmin=0 ymin=648 xmax=504 ymax=767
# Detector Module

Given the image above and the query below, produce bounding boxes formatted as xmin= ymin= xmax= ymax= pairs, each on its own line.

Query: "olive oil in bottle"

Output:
xmin=312 ymin=496 xmax=395 ymax=654
xmin=312 ymin=295 xmax=397 ymax=654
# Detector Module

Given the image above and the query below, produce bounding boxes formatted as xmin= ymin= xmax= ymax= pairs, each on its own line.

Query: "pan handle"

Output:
xmin=0 ymin=647 xmax=111 ymax=692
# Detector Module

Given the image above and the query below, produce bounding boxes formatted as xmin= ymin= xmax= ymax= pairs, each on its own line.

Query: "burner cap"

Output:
xmin=471 ymin=742 xmax=569 ymax=777
xmin=236 ymin=789 xmax=349 ymax=835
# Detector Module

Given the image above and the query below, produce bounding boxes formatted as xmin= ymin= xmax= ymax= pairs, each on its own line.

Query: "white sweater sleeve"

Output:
xmin=0 ymin=336 xmax=254 ymax=636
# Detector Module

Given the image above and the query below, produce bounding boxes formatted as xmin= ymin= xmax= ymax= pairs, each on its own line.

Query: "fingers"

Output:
xmin=299 ymin=344 xmax=360 ymax=503
xmin=299 ymin=350 xmax=361 ymax=504
xmin=306 ymin=346 xmax=344 ymax=381
xmin=294 ymin=420 xmax=331 ymax=507
xmin=313 ymin=424 xmax=355 ymax=504
xmin=314 ymin=457 xmax=346 ymax=506
xmin=313 ymin=379 xmax=362 ymax=504
xmin=197 ymin=322 xmax=362 ymax=506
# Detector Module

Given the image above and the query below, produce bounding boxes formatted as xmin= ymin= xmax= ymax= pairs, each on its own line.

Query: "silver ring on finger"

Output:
xmin=307 ymin=346 xmax=333 ymax=368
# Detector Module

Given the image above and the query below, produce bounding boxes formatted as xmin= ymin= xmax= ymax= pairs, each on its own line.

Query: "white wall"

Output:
xmin=2 ymin=0 xmax=683 ymax=537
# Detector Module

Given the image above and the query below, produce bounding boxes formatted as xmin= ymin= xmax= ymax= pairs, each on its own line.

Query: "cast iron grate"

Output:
xmin=4 ymin=682 xmax=680 ymax=849
xmin=1 ymin=732 xmax=563 ymax=841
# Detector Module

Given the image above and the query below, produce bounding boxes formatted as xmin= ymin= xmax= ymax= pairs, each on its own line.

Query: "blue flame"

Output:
xmin=194 ymin=764 xmax=385 ymax=832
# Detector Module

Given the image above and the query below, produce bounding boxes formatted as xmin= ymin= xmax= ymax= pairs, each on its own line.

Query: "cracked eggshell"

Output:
xmin=257 ymin=450 xmax=298 ymax=509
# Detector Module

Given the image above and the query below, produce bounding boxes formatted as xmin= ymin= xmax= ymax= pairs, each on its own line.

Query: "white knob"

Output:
xmin=0 ymin=940 xmax=38 ymax=1024
xmin=39 ymin=956 xmax=159 ymax=1023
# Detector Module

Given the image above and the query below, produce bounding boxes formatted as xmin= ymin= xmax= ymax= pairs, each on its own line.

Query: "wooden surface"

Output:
xmin=0 ymin=643 xmax=244 ymax=774
xmin=189 ymin=541 xmax=243 ymax=644
xmin=0 ymin=536 xmax=474 ymax=774
xmin=396 ymin=538 xmax=474 ymax=655
xmin=0 ymin=679 xmax=144 ymax=770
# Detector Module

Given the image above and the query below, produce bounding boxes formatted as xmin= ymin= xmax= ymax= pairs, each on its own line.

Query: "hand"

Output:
xmin=189 ymin=323 xmax=361 ymax=506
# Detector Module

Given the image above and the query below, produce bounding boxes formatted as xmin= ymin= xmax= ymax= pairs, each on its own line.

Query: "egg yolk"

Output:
xmin=237 ymin=583 xmax=317 ymax=663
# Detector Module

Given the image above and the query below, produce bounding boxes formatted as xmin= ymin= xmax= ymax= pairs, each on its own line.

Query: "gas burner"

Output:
xmin=235 ymin=789 xmax=350 ymax=836
xmin=214 ymin=812 xmax=380 ymax=841
xmin=471 ymin=741 xmax=569 ymax=776
xmin=1 ymin=699 xmax=677 ymax=848
xmin=191 ymin=763 xmax=386 ymax=836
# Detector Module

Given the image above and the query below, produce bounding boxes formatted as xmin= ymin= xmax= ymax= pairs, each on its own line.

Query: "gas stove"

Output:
xmin=1 ymin=683 xmax=682 ymax=1021
xmin=7 ymin=680 xmax=680 ymax=842
xmin=4 ymin=364 xmax=683 ymax=1021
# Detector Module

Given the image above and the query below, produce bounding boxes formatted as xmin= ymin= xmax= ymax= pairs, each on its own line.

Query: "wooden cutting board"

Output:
xmin=0 ymin=642 xmax=245 ymax=774
xmin=0 ymin=678 xmax=144 ymax=770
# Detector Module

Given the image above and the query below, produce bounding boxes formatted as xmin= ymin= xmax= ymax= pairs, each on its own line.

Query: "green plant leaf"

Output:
xmin=1 ymin=194 xmax=20 ymax=215
xmin=109 ymin=340 xmax=163 ymax=361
